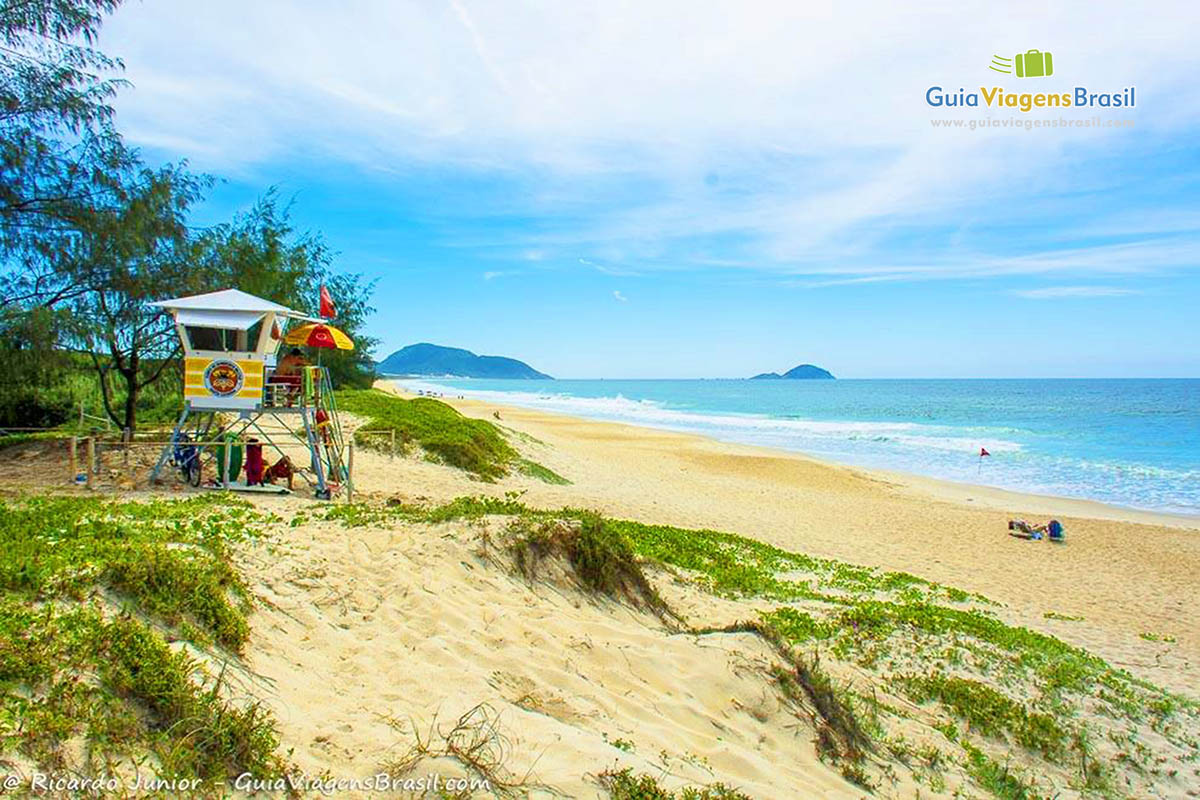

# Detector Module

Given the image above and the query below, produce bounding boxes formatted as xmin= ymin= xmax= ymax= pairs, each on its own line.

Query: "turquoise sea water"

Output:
xmin=394 ymin=378 xmax=1200 ymax=516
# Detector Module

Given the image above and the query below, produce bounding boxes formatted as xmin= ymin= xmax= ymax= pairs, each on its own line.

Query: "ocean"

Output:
xmin=392 ymin=378 xmax=1200 ymax=516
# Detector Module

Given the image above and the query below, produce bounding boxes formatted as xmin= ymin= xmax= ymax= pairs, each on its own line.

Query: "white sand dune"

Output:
xmin=205 ymin=384 xmax=1200 ymax=798
xmin=237 ymin=505 xmax=860 ymax=798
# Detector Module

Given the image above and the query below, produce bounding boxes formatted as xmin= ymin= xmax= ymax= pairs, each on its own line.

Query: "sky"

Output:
xmin=97 ymin=1 xmax=1200 ymax=378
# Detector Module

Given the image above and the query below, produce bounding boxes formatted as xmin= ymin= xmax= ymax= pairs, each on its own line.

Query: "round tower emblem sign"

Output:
xmin=204 ymin=360 xmax=244 ymax=396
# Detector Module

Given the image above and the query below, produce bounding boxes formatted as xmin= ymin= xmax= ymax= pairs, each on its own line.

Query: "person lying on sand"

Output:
xmin=1008 ymin=519 xmax=1065 ymax=543
xmin=1008 ymin=519 xmax=1044 ymax=540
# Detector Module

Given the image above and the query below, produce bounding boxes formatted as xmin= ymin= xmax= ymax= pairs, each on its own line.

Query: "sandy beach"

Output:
xmin=3 ymin=381 xmax=1196 ymax=797
xmin=189 ymin=381 xmax=1199 ymax=798
xmin=358 ymin=383 xmax=1199 ymax=697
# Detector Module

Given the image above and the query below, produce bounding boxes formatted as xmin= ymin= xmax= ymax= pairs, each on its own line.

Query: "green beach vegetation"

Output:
xmin=599 ymin=768 xmax=753 ymax=799
xmin=0 ymin=493 xmax=283 ymax=786
xmin=338 ymin=389 xmax=515 ymax=479
xmin=1 ymin=488 xmax=1196 ymax=797
xmin=339 ymin=388 xmax=568 ymax=483
xmin=319 ymin=495 xmax=1200 ymax=799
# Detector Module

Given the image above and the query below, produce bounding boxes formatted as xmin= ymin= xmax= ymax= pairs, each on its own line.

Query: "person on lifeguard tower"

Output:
xmin=270 ymin=347 xmax=308 ymax=405
xmin=277 ymin=347 xmax=308 ymax=376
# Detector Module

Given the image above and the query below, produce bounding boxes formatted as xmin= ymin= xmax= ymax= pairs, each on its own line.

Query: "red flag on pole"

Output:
xmin=319 ymin=284 xmax=336 ymax=318
xmin=979 ymin=447 xmax=990 ymax=457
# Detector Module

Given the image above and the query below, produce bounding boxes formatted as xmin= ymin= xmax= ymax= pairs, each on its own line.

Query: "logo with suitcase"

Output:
xmin=989 ymin=50 xmax=1054 ymax=78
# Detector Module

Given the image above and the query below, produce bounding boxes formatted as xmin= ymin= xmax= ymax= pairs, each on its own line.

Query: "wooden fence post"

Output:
xmin=347 ymin=441 xmax=355 ymax=503
xmin=85 ymin=437 xmax=95 ymax=489
xmin=68 ymin=437 xmax=77 ymax=484
xmin=389 ymin=429 xmax=396 ymax=460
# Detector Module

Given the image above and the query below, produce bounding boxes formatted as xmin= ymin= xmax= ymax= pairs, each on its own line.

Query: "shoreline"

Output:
xmin=384 ymin=379 xmax=1199 ymax=531
xmin=370 ymin=379 xmax=1200 ymax=696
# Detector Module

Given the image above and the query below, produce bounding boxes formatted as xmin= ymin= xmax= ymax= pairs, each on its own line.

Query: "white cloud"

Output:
xmin=97 ymin=0 xmax=1200 ymax=280
xmin=613 ymin=290 xmax=628 ymax=302
xmin=780 ymin=238 xmax=1200 ymax=287
xmin=1014 ymin=286 xmax=1140 ymax=299
xmin=580 ymin=257 xmax=642 ymax=277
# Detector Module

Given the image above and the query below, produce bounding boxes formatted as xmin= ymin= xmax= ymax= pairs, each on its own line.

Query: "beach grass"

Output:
xmin=339 ymin=389 xmax=516 ymax=479
xmin=963 ymin=744 xmax=1048 ymax=800
xmin=503 ymin=512 xmax=673 ymax=619
xmin=598 ymin=768 xmax=753 ymax=799
xmin=893 ymin=673 xmax=1069 ymax=759
xmin=0 ymin=493 xmax=284 ymax=784
xmin=338 ymin=389 xmax=567 ymax=483
xmin=515 ymin=456 xmax=571 ymax=485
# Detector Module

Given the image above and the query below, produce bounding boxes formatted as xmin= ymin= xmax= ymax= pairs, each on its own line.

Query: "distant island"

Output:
xmin=749 ymin=364 xmax=835 ymax=380
xmin=376 ymin=343 xmax=553 ymax=379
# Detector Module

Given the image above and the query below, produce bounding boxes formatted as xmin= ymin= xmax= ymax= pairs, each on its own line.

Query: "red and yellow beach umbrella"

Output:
xmin=283 ymin=323 xmax=354 ymax=351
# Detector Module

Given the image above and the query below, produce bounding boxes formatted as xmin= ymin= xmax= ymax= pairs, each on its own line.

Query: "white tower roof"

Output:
xmin=150 ymin=289 xmax=318 ymax=329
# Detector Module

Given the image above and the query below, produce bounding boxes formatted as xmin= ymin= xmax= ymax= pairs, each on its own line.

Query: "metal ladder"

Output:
xmin=301 ymin=367 xmax=349 ymax=495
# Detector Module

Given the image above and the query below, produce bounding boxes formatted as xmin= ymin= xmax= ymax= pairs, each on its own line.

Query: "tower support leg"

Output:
xmin=302 ymin=407 xmax=329 ymax=498
xmin=150 ymin=406 xmax=192 ymax=483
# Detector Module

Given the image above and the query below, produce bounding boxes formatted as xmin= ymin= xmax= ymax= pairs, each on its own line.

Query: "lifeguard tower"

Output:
xmin=148 ymin=289 xmax=350 ymax=498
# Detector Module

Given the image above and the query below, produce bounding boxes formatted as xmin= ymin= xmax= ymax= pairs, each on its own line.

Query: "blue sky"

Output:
xmin=99 ymin=1 xmax=1199 ymax=378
